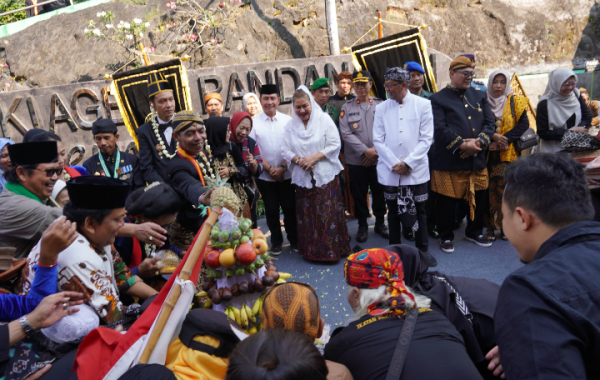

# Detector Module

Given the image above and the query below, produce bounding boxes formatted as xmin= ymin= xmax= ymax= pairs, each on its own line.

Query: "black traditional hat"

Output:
xmin=92 ymin=119 xmax=118 ymax=135
xmin=66 ymin=176 xmax=130 ymax=210
xmin=8 ymin=141 xmax=58 ymax=166
xmin=148 ymin=72 xmax=173 ymax=98
xmin=260 ymin=84 xmax=278 ymax=96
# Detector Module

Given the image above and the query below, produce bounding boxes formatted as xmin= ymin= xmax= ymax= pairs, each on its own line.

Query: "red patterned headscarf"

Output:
xmin=344 ymin=248 xmax=415 ymax=316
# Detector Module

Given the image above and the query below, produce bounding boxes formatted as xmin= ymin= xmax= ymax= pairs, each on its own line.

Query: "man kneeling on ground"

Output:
xmin=324 ymin=248 xmax=482 ymax=380
xmin=23 ymin=176 xmax=158 ymax=325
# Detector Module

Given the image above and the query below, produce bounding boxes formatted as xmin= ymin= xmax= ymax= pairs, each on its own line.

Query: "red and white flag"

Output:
xmin=74 ymin=224 xmax=208 ymax=380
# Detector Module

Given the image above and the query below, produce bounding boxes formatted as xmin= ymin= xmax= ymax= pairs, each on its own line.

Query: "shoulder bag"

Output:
xmin=385 ymin=308 xmax=419 ymax=380
xmin=511 ymin=96 xmax=539 ymax=152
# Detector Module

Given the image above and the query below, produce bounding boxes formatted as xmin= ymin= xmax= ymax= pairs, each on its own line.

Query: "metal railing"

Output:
xmin=0 ymin=0 xmax=72 ymax=18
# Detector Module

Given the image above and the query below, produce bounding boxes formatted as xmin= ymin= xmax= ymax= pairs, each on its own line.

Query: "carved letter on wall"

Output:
xmin=67 ymin=145 xmax=86 ymax=166
xmin=198 ymin=75 xmax=223 ymax=115
xmin=247 ymin=71 xmax=264 ymax=95
xmin=225 ymin=72 xmax=245 ymax=112
xmin=50 ymin=94 xmax=77 ymax=133
xmin=26 ymin=97 xmax=43 ymax=129
xmin=324 ymin=63 xmax=339 ymax=91
xmin=276 ymin=67 xmax=301 ymax=104
xmin=304 ymin=65 xmax=320 ymax=88
xmin=1 ymin=98 xmax=29 ymax=137
xmin=71 ymin=89 xmax=102 ymax=130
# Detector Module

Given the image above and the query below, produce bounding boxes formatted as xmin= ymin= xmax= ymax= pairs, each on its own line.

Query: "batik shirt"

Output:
xmin=20 ymin=233 xmax=139 ymax=325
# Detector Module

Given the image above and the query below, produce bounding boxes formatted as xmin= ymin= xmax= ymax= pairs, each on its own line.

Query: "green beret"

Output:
xmin=310 ymin=77 xmax=331 ymax=90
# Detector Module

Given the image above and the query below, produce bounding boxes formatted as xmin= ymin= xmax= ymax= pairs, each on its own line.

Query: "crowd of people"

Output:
xmin=0 ymin=54 xmax=599 ymax=380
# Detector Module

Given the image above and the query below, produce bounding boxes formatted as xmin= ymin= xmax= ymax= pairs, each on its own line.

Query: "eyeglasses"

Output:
xmin=562 ymin=82 xmax=577 ymax=88
xmin=36 ymin=167 xmax=62 ymax=178
xmin=384 ymin=83 xmax=402 ymax=90
xmin=456 ymin=71 xmax=476 ymax=78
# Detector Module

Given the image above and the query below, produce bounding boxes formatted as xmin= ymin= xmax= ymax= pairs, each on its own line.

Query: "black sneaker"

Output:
xmin=356 ymin=225 xmax=368 ymax=243
xmin=428 ymin=228 xmax=440 ymax=239
xmin=374 ymin=223 xmax=389 ymax=239
xmin=403 ymin=230 xmax=416 ymax=241
xmin=290 ymin=243 xmax=299 ymax=252
xmin=422 ymin=251 xmax=438 ymax=267
xmin=271 ymin=244 xmax=283 ymax=256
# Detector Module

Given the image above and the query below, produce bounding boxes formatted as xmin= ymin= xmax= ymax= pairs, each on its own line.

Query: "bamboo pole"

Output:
xmin=138 ymin=206 xmax=221 ymax=364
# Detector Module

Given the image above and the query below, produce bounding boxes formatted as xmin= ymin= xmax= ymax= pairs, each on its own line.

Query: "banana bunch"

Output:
xmin=279 ymin=272 xmax=292 ymax=279
xmin=225 ymin=306 xmax=242 ymax=325
xmin=252 ymin=296 xmax=264 ymax=317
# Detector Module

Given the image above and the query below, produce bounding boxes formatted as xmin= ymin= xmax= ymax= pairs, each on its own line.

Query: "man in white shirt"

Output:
xmin=249 ymin=84 xmax=298 ymax=254
xmin=373 ymin=67 xmax=437 ymax=267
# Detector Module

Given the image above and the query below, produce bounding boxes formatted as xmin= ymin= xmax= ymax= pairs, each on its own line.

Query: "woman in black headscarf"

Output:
xmin=205 ymin=117 xmax=249 ymax=213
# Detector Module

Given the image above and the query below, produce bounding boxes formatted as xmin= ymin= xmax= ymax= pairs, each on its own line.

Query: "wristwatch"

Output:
xmin=281 ymin=164 xmax=288 ymax=172
xmin=19 ymin=315 xmax=36 ymax=334
xmin=295 ymin=157 xmax=301 ymax=165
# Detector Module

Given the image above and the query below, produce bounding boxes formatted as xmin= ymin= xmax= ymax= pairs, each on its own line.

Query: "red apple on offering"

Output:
xmin=236 ymin=243 xmax=257 ymax=266
xmin=205 ymin=249 xmax=222 ymax=269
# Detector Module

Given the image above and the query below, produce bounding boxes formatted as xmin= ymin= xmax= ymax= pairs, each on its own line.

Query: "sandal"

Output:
xmin=484 ymin=230 xmax=496 ymax=242
xmin=500 ymin=231 xmax=508 ymax=241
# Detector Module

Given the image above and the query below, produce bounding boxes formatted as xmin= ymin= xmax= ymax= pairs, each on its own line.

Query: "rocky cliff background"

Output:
xmin=0 ymin=0 xmax=597 ymax=88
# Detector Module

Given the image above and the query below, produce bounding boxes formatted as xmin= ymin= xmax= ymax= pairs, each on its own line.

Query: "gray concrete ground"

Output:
xmin=258 ymin=212 xmax=524 ymax=328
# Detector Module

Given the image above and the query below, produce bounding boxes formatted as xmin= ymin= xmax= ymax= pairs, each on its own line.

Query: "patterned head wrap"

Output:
xmin=450 ymin=56 xmax=474 ymax=71
xmin=261 ymin=282 xmax=321 ymax=340
xmin=172 ymin=110 xmax=204 ymax=133
xmin=384 ymin=67 xmax=410 ymax=84
xmin=344 ymin=248 xmax=415 ymax=316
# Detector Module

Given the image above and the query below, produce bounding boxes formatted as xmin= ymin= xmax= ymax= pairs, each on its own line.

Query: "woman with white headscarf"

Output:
xmin=281 ymin=85 xmax=350 ymax=261
xmin=0 ymin=138 xmax=15 ymax=193
xmin=483 ymin=70 xmax=530 ymax=241
xmin=537 ymin=68 xmax=592 ymax=153
xmin=242 ymin=92 xmax=263 ymax=117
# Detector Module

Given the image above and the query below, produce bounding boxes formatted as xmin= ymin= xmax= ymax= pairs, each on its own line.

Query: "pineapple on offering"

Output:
xmin=203 ymin=172 xmax=241 ymax=215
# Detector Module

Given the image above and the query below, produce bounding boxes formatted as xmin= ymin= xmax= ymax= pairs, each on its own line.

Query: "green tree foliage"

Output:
xmin=0 ymin=0 xmax=26 ymax=26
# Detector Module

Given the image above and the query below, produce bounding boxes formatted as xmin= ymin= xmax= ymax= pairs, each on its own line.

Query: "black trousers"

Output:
xmin=348 ymin=164 xmax=387 ymax=226
xmin=386 ymin=199 xmax=428 ymax=252
xmin=435 ymin=190 xmax=487 ymax=241
xmin=425 ymin=180 xmax=437 ymax=233
xmin=255 ymin=178 xmax=298 ymax=246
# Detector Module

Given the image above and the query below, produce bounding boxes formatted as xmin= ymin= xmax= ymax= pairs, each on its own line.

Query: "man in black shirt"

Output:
xmin=137 ymin=73 xmax=177 ymax=184
xmin=495 ymin=153 xmax=600 ymax=379
xmin=325 ymin=248 xmax=482 ymax=380
xmin=83 ymin=119 xmax=144 ymax=190
xmin=327 ymin=71 xmax=356 ymax=114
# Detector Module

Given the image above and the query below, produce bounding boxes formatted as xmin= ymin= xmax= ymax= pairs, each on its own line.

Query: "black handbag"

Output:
xmin=510 ymin=96 xmax=539 ymax=152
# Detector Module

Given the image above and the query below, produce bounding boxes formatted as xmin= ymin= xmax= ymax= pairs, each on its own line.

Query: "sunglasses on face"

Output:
xmin=36 ymin=167 xmax=62 ymax=178
xmin=456 ymin=71 xmax=476 ymax=78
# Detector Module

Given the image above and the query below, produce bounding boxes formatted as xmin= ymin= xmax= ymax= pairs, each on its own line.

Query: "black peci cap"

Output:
xmin=66 ymin=176 xmax=130 ymax=210
xmin=92 ymin=119 xmax=118 ymax=135
xmin=260 ymin=84 xmax=279 ymax=96
xmin=8 ymin=141 xmax=58 ymax=166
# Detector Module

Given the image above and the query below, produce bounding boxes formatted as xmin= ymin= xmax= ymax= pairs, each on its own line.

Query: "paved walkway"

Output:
xmin=258 ymin=212 xmax=524 ymax=328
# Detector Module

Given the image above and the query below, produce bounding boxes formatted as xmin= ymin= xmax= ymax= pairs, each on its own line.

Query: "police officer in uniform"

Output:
xmin=339 ymin=71 xmax=388 ymax=243
xmin=83 ymin=119 xmax=144 ymax=190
